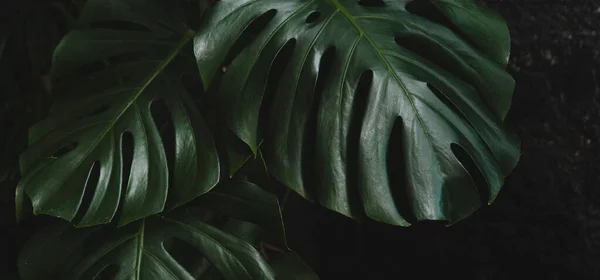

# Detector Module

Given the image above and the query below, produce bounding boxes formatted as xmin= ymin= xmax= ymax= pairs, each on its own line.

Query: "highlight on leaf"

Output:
xmin=16 ymin=0 xmax=219 ymax=227
xmin=194 ymin=0 xmax=520 ymax=225
xmin=18 ymin=182 xmax=300 ymax=280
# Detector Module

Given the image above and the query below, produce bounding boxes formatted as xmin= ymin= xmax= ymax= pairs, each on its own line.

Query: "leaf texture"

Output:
xmin=194 ymin=0 xmax=520 ymax=225
xmin=17 ymin=0 xmax=219 ymax=227
xmin=18 ymin=182 xmax=280 ymax=280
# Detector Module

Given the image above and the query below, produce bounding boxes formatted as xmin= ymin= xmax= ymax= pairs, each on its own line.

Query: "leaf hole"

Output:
xmin=52 ymin=142 xmax=78 ymax=158
xmin=163 ymin=238 xmax=213 ymax=276
xmin=386 ymin=117 xmax=417 ymax=223
xmin=220 ymin=9 xmax=277 ymax=73
xmin=150 ymin=99 xmax=175 ymax=190
xmin=88 ymin=20 xmax=151 ymax=32
xmin=112 ymin=131 xmax=134 ymax=224
xmin=313 ymin=47 xmax=336 ymax=100
xmin=405 ymin=0 xmax=451 ymax=26
xmin=301 ymin=46 xmax=336 ymax=198
xmin=305 ymin=11 xmax=322 ymax=23
xmin=394 ymin=34 xmax=450 ymax=71
xmin=95 ymin=264 xmax=120 ymax=280
xmin=73 ymin=161 xmax=102 ymax=225
xmin=404 ymin=0 xmax=481 ymax=54
xmin=393 ymin=35 xmax=479 ymax=107
xmin=426 ymin=83 xmax=470 ymax=126
xmin=358 ymin=0 xmax=385 ymax=7
xmin=257 ymin=39 xmax=297 ymax=138
xmin=450 ymin=143 xmax=489 ymax=204
xmin=346 ymin=70 xmax=374 ymax=215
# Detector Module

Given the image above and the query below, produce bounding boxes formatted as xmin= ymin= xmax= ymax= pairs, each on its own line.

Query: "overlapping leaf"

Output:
xmin=195 ymin=0 xmax=520 ymax=225
xmin=18 ymin=182 xmax=285 ymax=280
xmin=16 ymin=0 xmax=219 ymax=227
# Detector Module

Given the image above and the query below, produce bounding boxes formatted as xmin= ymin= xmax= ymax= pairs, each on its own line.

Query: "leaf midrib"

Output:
xmin=96 ymin=28 xmax=195 ymax=152
xmin=326 ymin=0 xmax=437 ymax=156
xmin=42 ymin=29 xmax=195 ymax=219
xmin=163 ymin=217 xmax=254 ymax=279
xmin=135 ymin=219 xmax=145 ymax=279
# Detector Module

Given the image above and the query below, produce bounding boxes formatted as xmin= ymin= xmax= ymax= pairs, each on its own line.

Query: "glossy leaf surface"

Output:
xmin=18 ymin=182 xmax=280 ymax=280
xmin=195 ymin=0 xmax=520 ymax=225
xmin=17 ymin=0 xmax=219 ymax=227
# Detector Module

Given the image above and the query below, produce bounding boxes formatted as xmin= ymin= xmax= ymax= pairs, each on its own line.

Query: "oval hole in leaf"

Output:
xmin=73 ymin=161 xmax=102 ymax=224
xmin=346 ymin=70 xmax=374 ymax=215
xmin=405 ymin=0 xmax=450 ymax=26
xmin=88 ymin=20 xmax=151 ymax=32
xmin=112 ymin=131 xmax=134 ymax=223
xmin=221 ymin=9 xmax=277 ymax=73
xmin=305 ymin=11 xmax=322 ymax=23
xmin=150 ymin=99 xmax=175 ymax=192
xmin=404 ymin=0 xmax=481 ymax=56
xmin=394 ymin=34 xmax=453 ymax=73
xmin=258 ymin=38 xmax=297 ymax=138
xmin=426 ymin=83 xmax=471 ymax=129
xmin=386 ymin=117 xmax=417 ymax=223
xmin=450 ymin=143 xmax=489 ymax=204
xmin=301 ymin=46 xmax=335 ymax=199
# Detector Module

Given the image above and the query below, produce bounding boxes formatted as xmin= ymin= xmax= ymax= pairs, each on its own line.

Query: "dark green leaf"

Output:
xmin=18 ymin=182 xmax=280 ymax=280
xmin=429 ymin=0 xmax=511 ymax=68
xmin=17 ymin=0 xmax=219 ymax=227
xmin=194 ymin=0 xmax=520 ymax=225
xmin=194 ymin=180 xmax=287 ymax=248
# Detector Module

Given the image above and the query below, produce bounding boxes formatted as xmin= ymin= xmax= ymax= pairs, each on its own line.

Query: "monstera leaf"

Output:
xmin=16 ymin=0 xmax=219 ymax=227
xmin=195 ymin=0 xmax=520 ymax=225
xmin=18 ymin=182 xmax=287 ymax=280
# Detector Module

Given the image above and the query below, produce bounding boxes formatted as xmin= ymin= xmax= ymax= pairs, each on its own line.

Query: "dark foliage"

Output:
xmin=3 ymin=0 xmax=598 ymax=279
xmin=285 ymin=1 xmax=600 ymax=279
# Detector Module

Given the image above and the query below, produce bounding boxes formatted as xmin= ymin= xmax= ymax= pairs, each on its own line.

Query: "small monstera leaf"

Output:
xmin=195 ymin=0 xmax=520 ymax=225
xmin=16 ymin=0 xmax=219 ymax=227
xmin=18 ymin=182 xmax=285 ymax=280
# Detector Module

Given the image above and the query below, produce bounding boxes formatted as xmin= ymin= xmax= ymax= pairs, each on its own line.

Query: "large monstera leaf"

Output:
xmin=195 ymin=0 xmax=520 ymax=225
xmin=18 ymin=182 xmax=285 ymax=280
xmin=16 ymin=0 xmax=219 ymax=227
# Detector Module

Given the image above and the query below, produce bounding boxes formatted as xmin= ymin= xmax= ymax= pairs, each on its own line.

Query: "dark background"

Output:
xmin=2 ymin=0 xmax=600 ymax=279
xmin=284 ymin=1 xmax=600 ymax=279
